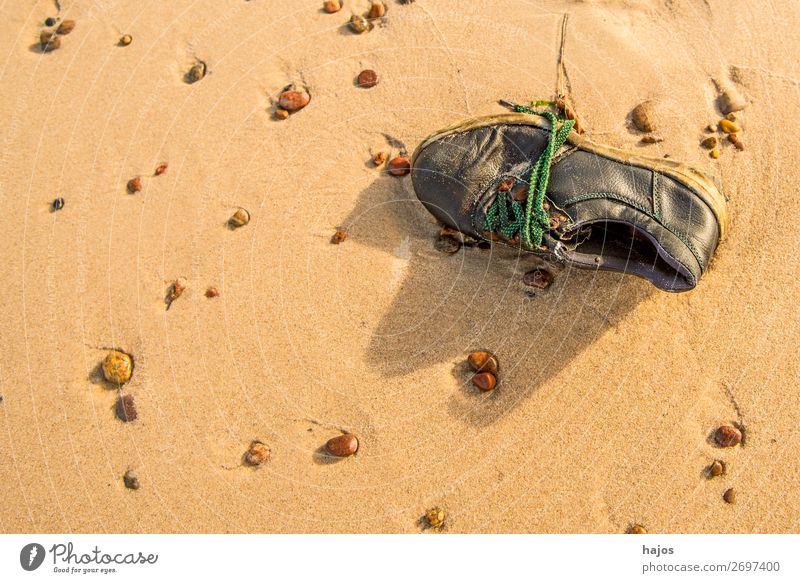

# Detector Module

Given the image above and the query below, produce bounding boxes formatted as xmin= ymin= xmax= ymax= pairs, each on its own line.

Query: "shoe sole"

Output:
xmin=412 ymin=112 xmax=729 ymax=241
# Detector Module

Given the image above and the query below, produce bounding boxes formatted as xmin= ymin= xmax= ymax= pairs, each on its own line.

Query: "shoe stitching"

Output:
xmin=652 ymin=170 xmax=663 ymax=220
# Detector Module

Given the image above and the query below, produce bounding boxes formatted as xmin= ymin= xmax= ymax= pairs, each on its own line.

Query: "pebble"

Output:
xmin=331 ymin=229 xmax=349 ymax=244
xmin=467 ymin=351 xmax=498 ymax=374
xmin=723 ymin=488 xmax=736 ymax=504
xmin=244 ymin=441 xmax=270 ymax=466
xmin=229 ymin=208 xmax=250 ymax=228
xmin=56 ymin=20 xmax=76 ymax=35
xmin=325 ymin=433 xmax=359 ymax=457
xmin=728 ymin=133 xmax=744 ymax=151
xmin=165 ymin=278 xmax=186 ymax=308
xmin=52 ymin=197 xmax=65 ymax=211
xmin=115 ymin=394 xmax=137 ymax=422
xmin=40 ymin=31 xmax=61 ymax=52
xmin=154 ymin=163 xmax=168 ymax=176
xmin=631 ymin=101 xmax=656 ymax=133
xmin=387 ymin=156 xmax=411 ymax=176
xmin=350 ymin=14 xmax=369 ymax=33
xmin=357 ymin=69 xmax=379 ymax=88
xmin=640 ymin=135 xmax=663 ymax=144
xmin=700 ymin=136 xmax=718 ymax=150
xmin=274 ymin=108 xmax=289 ymax=120
xmin=628 ymin=524 xmax=647 ymax=534
xmin=323 ymin=0 xmax=342 ymax=13
xmin=205 ymin=286 xmax=220 ymax=298
xmin=708 ymin=460 xmax=725 ymax=478
xmin=368 ymin=1 xmax=387 ymax=18
xmin=123 ymin=469 xmax=140 ymax=490
xmin=45 ymin=17 xmax=57 ymax=27
xmin=472 ymin=372 xmax=497 ymax=392
xmin=127 ymin=176 xmax=142 ymax=194
xmin=188 ymin=61 xmax=206 ymax=83
xmin=103 ymin=350 xmax=133 ymax=385
xmin=372 ymin=151 xmax=387 ymax=166
xmin=425 ymin=507 xmax=445 ymax=528
xmin=719 ymin=86 xmax=747 ymax=115
xmin=714 ymin=424 xmax=742 ymax=447
xmin=523 ymin=268 xmax=554 ymax=289
xmin=278 ymin=89 xmax=310 ymax=112
xmin=710 ymin=148 xmax=719 ymax=159
xmin=119 ymin=35 xmax=132 ymax=46
xmin=719 ymin=119 xmax=741 ymax=134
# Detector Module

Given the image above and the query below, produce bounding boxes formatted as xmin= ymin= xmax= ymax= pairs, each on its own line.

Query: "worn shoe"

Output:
xmin=411 ymin=106 xmax=728 ymax=292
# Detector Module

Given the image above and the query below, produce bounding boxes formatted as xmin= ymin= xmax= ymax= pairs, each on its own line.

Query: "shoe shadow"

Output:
xmin=342 ymin=174 xmax=652 ymax=427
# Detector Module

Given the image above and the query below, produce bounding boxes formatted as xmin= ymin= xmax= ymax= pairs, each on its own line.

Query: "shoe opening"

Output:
xmin=565 ymin=220 xmax=695 ymax=291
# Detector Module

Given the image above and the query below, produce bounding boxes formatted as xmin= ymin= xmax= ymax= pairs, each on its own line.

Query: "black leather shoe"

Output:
xmin=411 ymin=107 xmax=728 ymax=292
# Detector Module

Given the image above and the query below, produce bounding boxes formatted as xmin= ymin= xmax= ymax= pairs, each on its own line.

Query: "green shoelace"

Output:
xmin=483 ymin=106 xmax=575 ymax=250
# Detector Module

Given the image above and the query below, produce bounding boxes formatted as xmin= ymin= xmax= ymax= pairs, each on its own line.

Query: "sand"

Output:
xmin=1 ymin=0 xmax=798 ymax=534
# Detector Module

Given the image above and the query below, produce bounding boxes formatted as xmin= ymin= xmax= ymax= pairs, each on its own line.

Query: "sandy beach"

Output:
xmin=1 ymin=0 xmax=798 ymax=533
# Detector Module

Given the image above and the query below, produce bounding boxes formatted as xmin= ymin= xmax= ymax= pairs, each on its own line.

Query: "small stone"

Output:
xmin=40 ymin=31 xmax=61 ymax=52
xmin=434 ymin=234 xmax=460 ymax=255
xmin=705 ymin=124 xmax=716 ymax=133
xmin=56 ymin=20 xmax=76 ymax=35
xmin=103 ymin=350 xmax=133 ymax=385
xmin=715 ymin=424 xmax=742 ymax=447
xmin=640 ymin=135 xmax=663 ymax=144
xmin=205 ymin=286 xmax=220 ymax=298
xmin=723 ymin=488 xmax=736 ymax=504
xmin=631 ymin=101 xmax=656 ymax=133
xmin=719 ymin=87 xmax=747 ymax=115
xmin=357 ymin=69 xmax=379 ymax=88
xmin=123 ymin=469 xmax=140 ymax=490
xmin=45 ymin=17 xmax=57 ymax=27
xmin=165 ymin=278 xmax=187 ymax=309
xmin=425 ymin=507 xmax=445 ymax=528
xmin=700 ymin=136 xmax=718 ymax=149
xmin=726 ymin=113 xmax=737 ymax=122
xmin=368 ymin=1 xmax=387 ymax=18
xmin=628 ymin=524 xmax=647 ymax=534
xmin=523 ymin=268 xmax=554 ymax=289
xmin=331 ymin=229 xmax=349 ymax=244
xmin=719 ymin=119 xmax=741 ymax=134
xmin=387 ymin=156 xmax=411 ymax=176
xmin=467 ymin=351 xmax=498 ymax=374
xmin=229 ymin=208 xmax=250 ymax=228
xmin=323 ymin=0 xmax=342 ymax=13
xmin=372 ymin=151 xmax=387 ymax=166
xmin=52 ymin=197 xmax=65 ymax=211
xmin=350 ymin=14 xmax=369 ymax=33
xmin=472 ymin=372 xmax=497 ymax=392
xmin=188 ymin=61 xmax=206 ymax=83
xmin=119 ymin=35 xmax=132 ymax=46
xmin=708 ymin=460 xmax=725 ymax=478
xmin=127 ymin=176 xmax=142 ymax=194
xmin=278 ymin=89 xmax=310 ymax=112
xmin=115 ymin=394 xmax=137 ymax=422
xmin=325 ymin=433 xmax=359 ymax=457
xmin=710 ymin=148 xmax=720 ymax=159
xmin=274 ymin=108 xmax=289 ymax=120
xmin=154 ymin=163 xmax=168 ymax=176
xmin=244 ymin=441 xmax=270 ymax=466
xmin=728 ymin=133 xmax=744 ymax=151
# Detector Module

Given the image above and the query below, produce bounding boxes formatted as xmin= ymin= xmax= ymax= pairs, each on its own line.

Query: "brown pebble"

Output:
xmin=640 ymin=135 xmax=664 ymax=144
xmin=715 ymin=424 xmax=742 ymax=447
xmin=188 ymin=61 xmax=206 ymax=83
xmin=708 ymin=460 xmax=726 ymax=478
xmin=467 ymin=351 xmax=498 ymax=374
xmin=119 ymin=35 xmax=132 ymax=46
xmin=40 ymin=31 xmax=61 ymax=52
xmin=368 ymin=1 xmax=387 ymax=18
xmin=165 ymin=278 xmax=186 ymax=309
xmin=154 ymin=163 xmax=168 ymax=176
xmin=372 ymin=151 xmax=387 ymax=166
xmin=325 ymin=433 xmax=359 ymax=457
xmin=205 ymin=286 xmax=220 ymax=298
xmin=723 ymin=488 xmax=736 ymax=504
xmin=127 ymin=176 xmax=142 ymax=194
xmin=278 ymin=89 xmax=310 ymax=112
xmin=274 ymin=108 xmax=289 ymax=120
xmin=229 ymin=208 xmax=250 ymax=228
xmin=357 ymin=69 xmax=379 ymax=88
xmin=116 ymin=394 xmax=137 ymax=422
xmin=331 ymin=229 xmax=349 ymax=244
xmin=387 ymin=156 xmax=411 ymax=176
xmin=350 ymin=14 xmax=369 ymax=33
xmin=323 ymin=0 xmax=342 ymax=13
xmin=700 ymin=136 xmax=718 ymax=149
xmin=523 ymin=268 xmax=554 ymax=289
xmin=425 ymin=507 xmax=445 ymax=528
xmin=728 ymin=133 xmax=744 ymax=151
xmin=56 ymin=20 xmax=76 ymax=35
xmin=472 ymin=371 xmax=497 ymax=392
xmin=123 ymin=469 xmax=140 ymax=490
xmin=628 ymin=524 xmax=647 ymax=534
xmin=244 ymin=441 xmax=270 ymax=466
xmin=103 ymin=350 xmax=134 ymax=385
xmin=631 ymin=101 xmax=656 ymax=133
